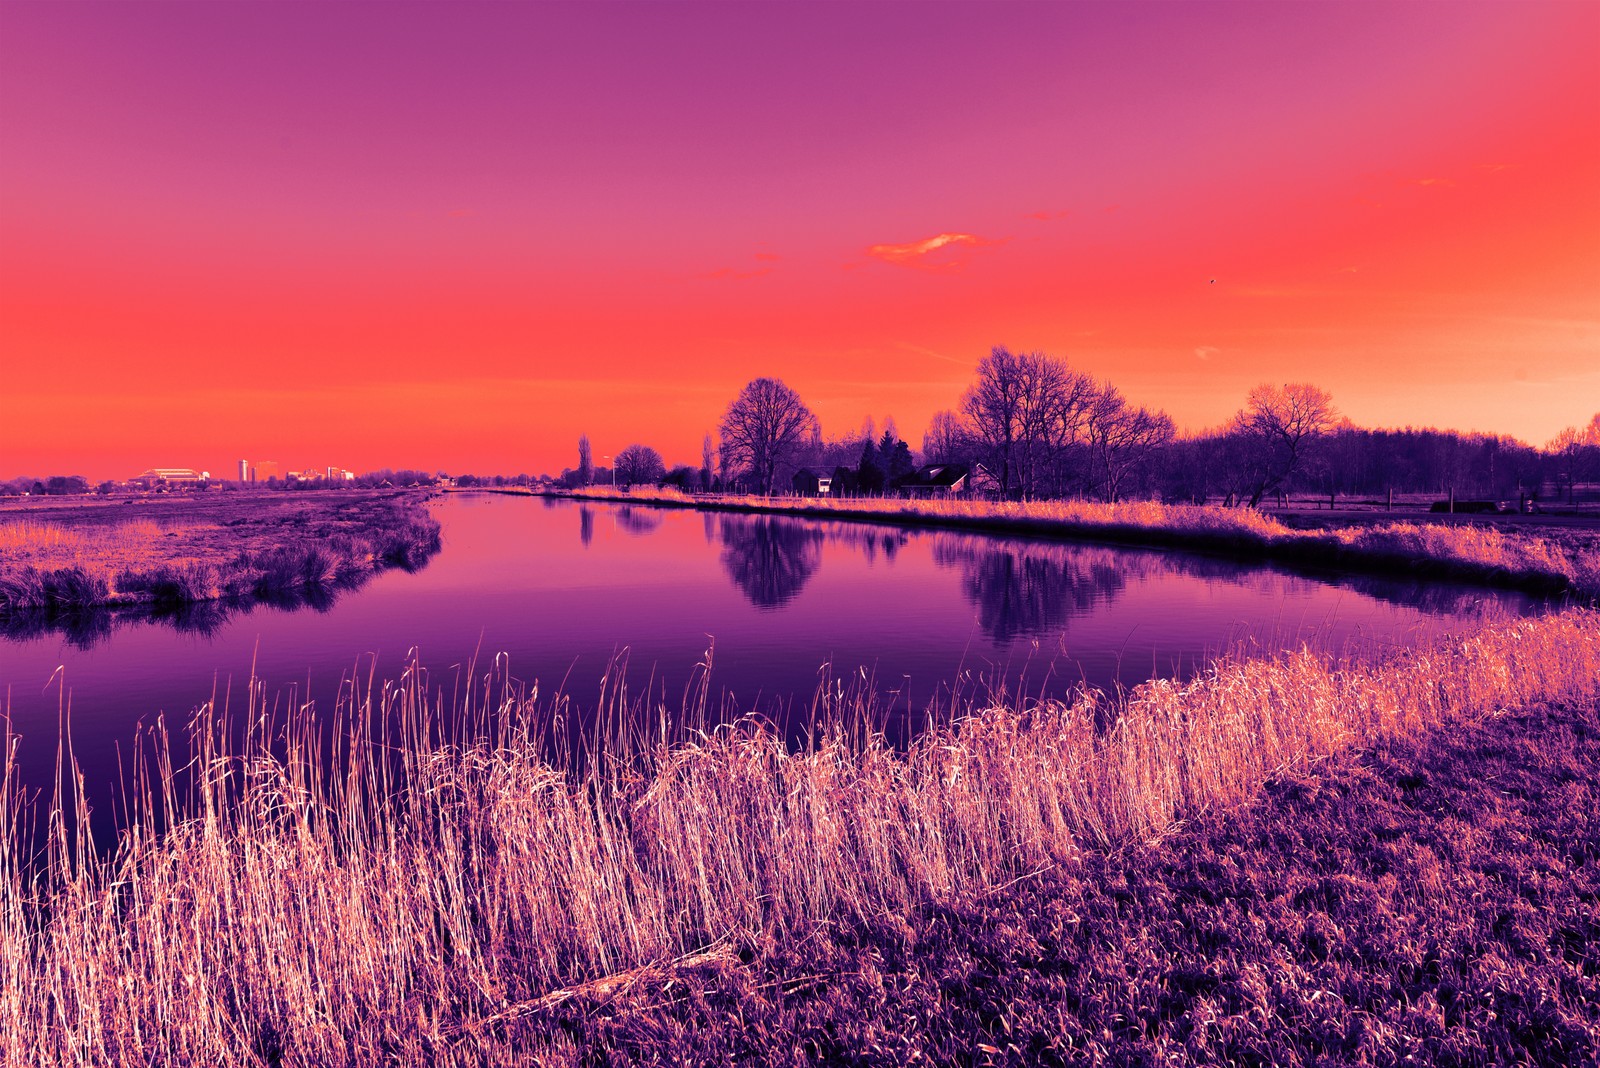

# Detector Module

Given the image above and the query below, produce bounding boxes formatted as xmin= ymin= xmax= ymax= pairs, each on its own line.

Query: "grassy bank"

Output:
xmin=567 ymin=693 xmax=1600 ymax=1067
xmin=0 ymin=491 xmax=441 ymax=622
xmin=542 ymin=488 xmax=1600 ymax=600
xmin=1 ymin=608 xmax=1596 ymax=1065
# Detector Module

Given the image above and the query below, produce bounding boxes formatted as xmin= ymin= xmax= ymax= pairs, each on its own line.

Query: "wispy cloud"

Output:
xmin=897 ymin=341 xmax=973 ymax=367
xmin=701 ymin=266 xmax=773 ymax=281
xmin=1194 ymin=345 xmax=1220 ymax=361
xmin=1414 ymin=177 xmax=1455 ymax=187
xmin=865 ymin=232 xmax=1000 ymax=270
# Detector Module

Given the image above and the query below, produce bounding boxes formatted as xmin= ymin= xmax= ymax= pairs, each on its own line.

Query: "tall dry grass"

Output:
xmin=1 ymin=609 xmax=1596 ymax=1065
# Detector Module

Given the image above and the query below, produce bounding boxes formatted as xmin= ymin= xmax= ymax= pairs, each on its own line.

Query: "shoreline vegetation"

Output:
xmin=517 ymin=486 xmax=1600 ymax=600
xmin=0 ymin=491 xmax=442 ymax=628
xmin=2 ymin=607 xmax=1596 ymax=1064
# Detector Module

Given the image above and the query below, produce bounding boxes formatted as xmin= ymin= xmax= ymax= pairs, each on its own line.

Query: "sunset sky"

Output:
xmin=2 ymin=1 xmax=1597 ymax=481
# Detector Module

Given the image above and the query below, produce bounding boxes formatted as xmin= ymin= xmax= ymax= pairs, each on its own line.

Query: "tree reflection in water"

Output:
xmin=718 ymin=515 xmax=825 ymax=608
xmin=578 ymin=505 xmax=594 ymax=547
xmin=614 ymin=506 xmax=665 ymax=538
xmin=931 ymin=535 xmax=1133 ymax=644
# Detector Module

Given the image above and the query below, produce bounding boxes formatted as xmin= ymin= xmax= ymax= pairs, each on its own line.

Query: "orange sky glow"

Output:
xmin=2 ymin=1 xmax=1597 ymax=480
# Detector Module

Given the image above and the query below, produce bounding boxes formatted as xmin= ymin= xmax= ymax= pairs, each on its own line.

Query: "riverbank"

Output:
xmin=0 ymin=490 xmax=442 ymax=620
xmin=566 ymin=692 xmax=1600 ymax=1066
xmin=531 ymin=488 xmax=1600 ymax=600
xmin=2 ymin=607 xmax=1595 ymax=1065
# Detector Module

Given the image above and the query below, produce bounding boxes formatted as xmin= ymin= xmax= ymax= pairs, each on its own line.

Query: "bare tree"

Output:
xmin=1546 ymin=414 xmax=1600 ymax=503
xmin=1084 ymin=383 xmax=1175 ymax=500
xmin=960 ymin=346 xmax=1097 ymax=499
xmin=718 ymin=377 xmax=819 ymax=495
xmin=1231 ymin=383 xmax=1337 ymax=506
xmin=614 ymin=443 xmax=665 ymax=487
xmin=577 ymin=435 xmax=594 ymax=487
xmin=922 ymin=409 xmax=966 ymax=463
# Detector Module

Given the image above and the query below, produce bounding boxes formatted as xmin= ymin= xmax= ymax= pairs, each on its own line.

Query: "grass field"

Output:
xmin=0 ymin=491 xmax=441 ymax=626
xmin=1 ymin=607 xmax=1595 ymax=1065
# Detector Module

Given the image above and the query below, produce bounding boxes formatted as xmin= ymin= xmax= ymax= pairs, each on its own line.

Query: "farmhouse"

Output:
xmin=897 ymin=463 xmax=969 ymax=497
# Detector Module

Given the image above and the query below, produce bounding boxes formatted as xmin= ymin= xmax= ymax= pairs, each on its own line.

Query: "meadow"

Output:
xmin=0 ymin=491 xmax=442 ymax=622
xmin=1 ymin=603 xmax=1595 ymax=1065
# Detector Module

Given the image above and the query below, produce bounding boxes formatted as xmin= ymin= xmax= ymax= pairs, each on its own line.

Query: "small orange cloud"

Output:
xmin=1414 ymin=177 xmax=1455 ymax=187
xmin=865 ymin=231 xmax=999 ymax=269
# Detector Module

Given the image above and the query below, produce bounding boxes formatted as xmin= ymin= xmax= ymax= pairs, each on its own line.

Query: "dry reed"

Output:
xmin=1 ymin=608 xmax=1596 ymax=1065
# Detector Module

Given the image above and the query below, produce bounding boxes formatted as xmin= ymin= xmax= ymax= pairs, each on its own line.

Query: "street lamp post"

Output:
xmin=603 ymin=456 xmax=613 ymax=487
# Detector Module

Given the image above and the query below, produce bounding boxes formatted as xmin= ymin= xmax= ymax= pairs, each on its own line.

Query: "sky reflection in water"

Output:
xmin=0 ymin=493 xmax=1543 ymax=806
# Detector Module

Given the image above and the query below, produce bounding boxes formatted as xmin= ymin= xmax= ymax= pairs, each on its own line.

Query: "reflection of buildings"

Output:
xmin=718 ymin=515 xmax=824 ymax=608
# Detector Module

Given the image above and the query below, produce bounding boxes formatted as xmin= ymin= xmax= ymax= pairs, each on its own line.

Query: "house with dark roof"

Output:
xmin=896 ymin=463 xmax=969 ymax=497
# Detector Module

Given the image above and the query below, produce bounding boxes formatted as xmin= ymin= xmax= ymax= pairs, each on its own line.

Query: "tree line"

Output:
xmin=561 ymin=347 xmax=1599 ymax=508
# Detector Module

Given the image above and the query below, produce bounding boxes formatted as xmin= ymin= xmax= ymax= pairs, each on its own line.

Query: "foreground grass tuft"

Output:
xmin=0 ymin=609 xmax=1596 ymax=1064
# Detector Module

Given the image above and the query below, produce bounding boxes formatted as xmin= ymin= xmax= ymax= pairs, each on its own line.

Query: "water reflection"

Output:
xmin=615 ymin=506 xmax=665 ymax=538
xmin=931 ymin=535 xmax=1129 ymax=643
xmin=717 ymin=515 xmax=824 ymax=608
xmin=0 ymin=580 xmax=347 ymax=650
xmin=579 ymin=505 xmax=594 ymax=547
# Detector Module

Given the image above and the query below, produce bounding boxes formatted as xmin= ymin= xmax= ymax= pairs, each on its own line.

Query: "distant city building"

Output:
xmin=326 ymin=466 xmax=355 ymax=481
xmin=239 ymin=459 xmax=278 ymax=482
xmin=134 ymin=468 xmax=209 ymax=488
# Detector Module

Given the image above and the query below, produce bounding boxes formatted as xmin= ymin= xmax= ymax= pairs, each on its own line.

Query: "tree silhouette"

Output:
xmin=718 ymin=377 xmax=818 ymax=496
xmin=577 ymin=435 xmax=594 ymax=487
xmin=1231 ymin=383 xmax=1337 ymax=506
xmin=1084 ymin=383 xmax=1174 ymax=501
xmin=961 ymin=347 xmax=1097 ymax=499
xmin=614 ymin=443 xmax=665 ymax=487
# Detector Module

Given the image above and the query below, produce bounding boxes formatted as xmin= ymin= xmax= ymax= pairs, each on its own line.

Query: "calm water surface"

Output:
xmin=1 ymin=493 xmax=1543 ymax=809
